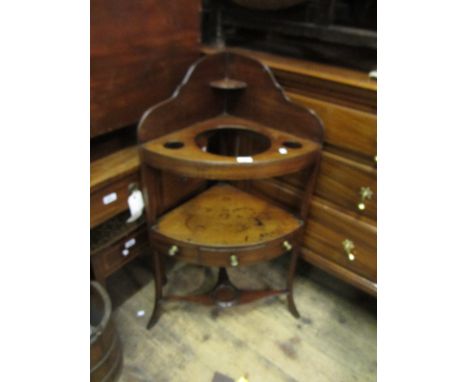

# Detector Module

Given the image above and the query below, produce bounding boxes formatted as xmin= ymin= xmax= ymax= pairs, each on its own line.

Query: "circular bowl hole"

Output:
xmin=195 ymin=126 xmax=271 ymax=157
xmin=282 ymin=141 xmax=302 ymax=149
xmin=163 ymin=141 xmax=184 ymax=149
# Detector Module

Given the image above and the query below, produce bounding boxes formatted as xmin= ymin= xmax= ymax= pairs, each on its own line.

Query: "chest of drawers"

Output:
xmin=90 ymin=146 xmax=148 ymax=285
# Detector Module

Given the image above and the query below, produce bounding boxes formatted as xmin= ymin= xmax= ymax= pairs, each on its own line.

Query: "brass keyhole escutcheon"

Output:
xmin=230 ymin=255 xmax=239 ymax=267
xmin=357 ymin=186 xmax=373 ymax=211
xmin=342 ymin=239 xmax=356 ymax=261
xmin=168 ymin=245 xmax=179 ymax=256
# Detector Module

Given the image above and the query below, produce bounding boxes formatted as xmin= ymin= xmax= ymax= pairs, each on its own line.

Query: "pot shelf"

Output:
xmin=150 ymin=183 xmax=303 ymax=267
xmin=141 ymin=115 xmax=321 ymax=180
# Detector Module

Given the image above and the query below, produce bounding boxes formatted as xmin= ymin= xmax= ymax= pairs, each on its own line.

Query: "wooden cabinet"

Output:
xmin=91 ymin=225 xmax=148 ymax=284
xmin=289 ymin=94 xmax=377 ymax=158
xmin=305 ymin=199 xmax=377 ymax=282
xmin=90 ymin=146 xmax=148 ymax=285
xmin=203 ymin=47 xmax=377 ymax=295
xmin=90 ymin=172 xmax=139 ymax=229
xmin=90 ymin=0 xmax=202 ymax=285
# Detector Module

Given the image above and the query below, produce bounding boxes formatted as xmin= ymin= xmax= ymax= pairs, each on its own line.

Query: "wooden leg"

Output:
xmin=286 ymin=249 xmax=300 ymax=318
xmin=147 ymin=252 xmax=164 ymax=330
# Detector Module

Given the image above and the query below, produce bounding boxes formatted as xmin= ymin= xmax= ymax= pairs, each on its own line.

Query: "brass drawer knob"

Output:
xmin=168 ymin=245 xmax=179 ymax=256
xmin=357 ymin=186 xmax=373 ymax=211
xmin=342 ymin=239 xmax=356 ymax=261
xmin=282 ymin=240 xmax=293 ymax=252
xmin=230 ymin=255 xmax=239 ymax=267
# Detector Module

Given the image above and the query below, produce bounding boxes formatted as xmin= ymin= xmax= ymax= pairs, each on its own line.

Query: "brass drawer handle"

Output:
xmin=357 ymin=186 xmax=373 ymax=211
xmin=342 ymin=239 xmax=356 ymax=261
xmin=230 ymin=255 xmax=239 ymax=267
xmin=282 ymin=241 xmax=293 ymax=252
xmin=168 ymin=245 xmax=179 ymax=256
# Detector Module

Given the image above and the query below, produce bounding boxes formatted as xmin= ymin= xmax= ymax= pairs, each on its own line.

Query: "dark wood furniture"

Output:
xmin=90 ymin=0 xmax=201 ymax=286
xmin=91 ymin=0 xmax=200 ymax=138
xmin=90 ymin=1 xmax=376 ymax=299
xmin=90 ymin=147 xmax=148 ymax=286
xmin=203 ymin=46 xmax=377 ymax=295
xmin=138 ymin=52 xmax=323 ymax=329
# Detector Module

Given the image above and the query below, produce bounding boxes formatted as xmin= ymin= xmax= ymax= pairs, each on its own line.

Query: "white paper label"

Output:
xmin=236 ymin=156 xmax=253 ymax=163
xmin=102 ymin=192 xmax=117 ymax=205
xmin=278 ymin=147 xmax=288 ymax=155
xmin=125 ymin=238 xmax=136 ymax=249
xmin=127 ymin=189 xmax=145 ymax=223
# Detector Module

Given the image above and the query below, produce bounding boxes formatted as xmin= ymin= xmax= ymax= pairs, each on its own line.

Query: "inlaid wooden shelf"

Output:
xmin=138 ymin=52 xmax=324 ymax=329
xmin=141 ymin=115 xmax=320 ymax=179
xmin=151 ymin=183 xmax=303 ymax=266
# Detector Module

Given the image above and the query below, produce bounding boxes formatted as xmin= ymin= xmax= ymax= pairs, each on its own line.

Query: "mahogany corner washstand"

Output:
xmin=138 ymin=52 xmax=324 ymax=329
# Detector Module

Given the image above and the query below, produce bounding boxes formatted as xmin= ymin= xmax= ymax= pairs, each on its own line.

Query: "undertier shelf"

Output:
xmin=141 ymin=115 xmax=320 ymax=180
xmin=150 ymin=183 xmax=303 ymax=267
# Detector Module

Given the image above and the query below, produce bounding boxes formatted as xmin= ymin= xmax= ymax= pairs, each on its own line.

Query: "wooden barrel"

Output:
xmin=91 ymin=281 xmax=123 ymax=382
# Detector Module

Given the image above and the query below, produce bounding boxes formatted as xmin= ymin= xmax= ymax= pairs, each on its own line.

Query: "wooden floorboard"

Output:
xmin=106 ymin=256 xmax=376 ymax=382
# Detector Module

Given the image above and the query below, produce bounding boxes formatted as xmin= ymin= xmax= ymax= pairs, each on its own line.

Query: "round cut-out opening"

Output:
xmin=164 ymin=141 xmax=184 ymax=149
xmin=282 ymin=141 xmax=302 ymax=149
xmin=195 ymin=126 xmax=271 ymax=157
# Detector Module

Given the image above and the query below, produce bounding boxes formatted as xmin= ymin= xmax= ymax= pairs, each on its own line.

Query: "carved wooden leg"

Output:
xmin=147 ymin=251 xmax=164 ymax=330
xmin=286 ymin=249 xmax=300 ymax=318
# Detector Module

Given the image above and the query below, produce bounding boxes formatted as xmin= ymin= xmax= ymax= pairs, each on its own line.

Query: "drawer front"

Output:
xmin=304 ymin=199 xmax=376 ymax=282
xmin=288 ymin=93 xmax=376 ymax=158
xmin=279 ymin=152 xmax=376 ymax=220
xmin=151 ymin=232 xmax=299 ymax=267
xmin=91 ymin=227 xmax=147 ymax=278
xmin=90 ymin=173 xmax=139 ymax=228
xmin=316 ymin=152 xmax=376 ymax=220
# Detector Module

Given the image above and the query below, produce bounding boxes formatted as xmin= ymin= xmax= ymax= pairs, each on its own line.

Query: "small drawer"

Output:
xmin=280 ymin=152 xmax=376 ymax=220
xmin=151 ymin=233 xmax=298 ymax=268
xmin=288 ymin=94 xmax=376 ymax=158
xmin=304 ymin=199 xmax=376 ymax=282
xmin=316 ymin=152 xmax=376 ymax=220
xmin=90 ymin=173 xmax=139 ymax=228
xmin=91 ymin=227 xmax=147 ymax=280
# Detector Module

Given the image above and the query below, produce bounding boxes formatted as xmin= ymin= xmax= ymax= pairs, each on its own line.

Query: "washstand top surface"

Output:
xmin=141 ymin=115 xmax=320 ymax=180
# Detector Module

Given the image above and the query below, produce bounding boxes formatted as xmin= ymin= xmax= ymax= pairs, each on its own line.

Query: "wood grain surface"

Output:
xmin=141 ymin=115 xmax=321 ymax=180
xmin=90 ymin=172 xmax=139 ymax=229
xmin=91 ymin=0 xmax=201 ymax=137
xmin=106 ymin=257 xmax=377 ymax=382
xmin=201 ymin=46 xmax=376 ymax=91
xmin=155 ymin=184 xmax=301 ymax=247
xmin=281 ymin=151 xmax=377 ymax=221
xmin=91 ymin=146 xmax=140 ymax=193
xmin=287 ymin=93 xmax=376 ymax=159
